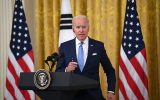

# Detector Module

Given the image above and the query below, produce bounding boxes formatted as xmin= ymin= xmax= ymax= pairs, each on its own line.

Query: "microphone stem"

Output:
xmin=50 ymin=62 xmax=55 ymax=72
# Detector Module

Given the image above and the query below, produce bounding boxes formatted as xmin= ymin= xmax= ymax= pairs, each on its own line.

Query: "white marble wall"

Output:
xmin=0 ymin=0 xmax=35 ymax=99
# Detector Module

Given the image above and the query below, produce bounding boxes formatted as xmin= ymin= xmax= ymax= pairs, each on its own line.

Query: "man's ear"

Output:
xmin=72 ymin=28 xmax=75 ymax=33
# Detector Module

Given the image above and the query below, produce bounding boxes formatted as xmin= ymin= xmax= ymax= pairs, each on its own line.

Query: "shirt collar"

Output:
xmin=76 ymin=37 xmax=88 ymax=45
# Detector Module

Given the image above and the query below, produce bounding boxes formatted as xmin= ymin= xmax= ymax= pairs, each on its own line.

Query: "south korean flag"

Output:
xmin=59 ymin=0 xmax=75 ymax=46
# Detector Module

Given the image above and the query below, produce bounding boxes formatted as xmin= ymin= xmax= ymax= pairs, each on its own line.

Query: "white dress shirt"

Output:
xmin=75 ymin=37 xmax=89 ymax=66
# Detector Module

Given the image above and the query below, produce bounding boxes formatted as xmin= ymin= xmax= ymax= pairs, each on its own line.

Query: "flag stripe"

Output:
xmin=22 ymin=53 xmax=34 ymax=71
xmin=21 ymin=90 xmax=31 ymax=100
xmin=118 ymin=90 xmax=125 ymax=100
xmin=120 ymin=47 xmax=148 ymax=99
xmin=130 ymin=51 xmax=148 ymax=88
xmin=61 ymin=14 xmax=72 ymax=18
xmin=4 ymin=87 xmax=14 ymax=100
xmin=27 ymin=90 xmax=35 ymax=100
xmin=60 ymin=20 xmax=72 ymax=24
xmin=119 ymin=66 xmax=137 ymax=100
xmin=8 ymin=59 xmax=31 ymax=100
xmin=120 ymin=57 xmax=144 ymax=99
xmin=28 ymin=50 xmax=34 ymax=63
xmin=6 ymin=69 xmax=25 ymax=99
xmin=9 ymin=53 xmax=32 ymax=100
xmin=17 ymin=58 xmax=31 ymax=72
xmin=141 ymin=47 xmax=147 ymax=60
xmin=6 ymin=79 xmax=16 ymax=100
xmin=8 ymin=49 xmax=23 ymax=75
xmin=119 ymin=78 xmax=129 ymax=100
xmin=8 ymin=59 xmax=19 ymax=85
xmin=60 ymin=25 xmax=72 ymax=30
xmin=135 ymin=49 xmax=148 ymax=77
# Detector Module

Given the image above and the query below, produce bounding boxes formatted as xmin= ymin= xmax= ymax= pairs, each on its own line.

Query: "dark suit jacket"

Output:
xmin=56 ymin=38 xmax=116 ymax=100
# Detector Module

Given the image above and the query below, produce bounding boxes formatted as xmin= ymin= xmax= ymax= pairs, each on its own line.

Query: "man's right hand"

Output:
xmin=65 ymin=62 xmax=77 ymax=72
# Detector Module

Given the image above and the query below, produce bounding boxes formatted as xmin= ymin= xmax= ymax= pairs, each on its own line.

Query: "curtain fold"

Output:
xmin=35 ymin=0 xmax=160 ymax=99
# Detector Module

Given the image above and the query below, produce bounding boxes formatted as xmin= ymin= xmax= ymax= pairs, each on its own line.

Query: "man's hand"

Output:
xmin=107 ymin=92 xmax=115 ymax=100
xmin=66 ymin=62 xmax=77 ymax=72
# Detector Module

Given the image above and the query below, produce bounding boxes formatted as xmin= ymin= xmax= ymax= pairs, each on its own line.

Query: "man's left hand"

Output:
xmin=107 ymin=92 xmax=115 ymax=100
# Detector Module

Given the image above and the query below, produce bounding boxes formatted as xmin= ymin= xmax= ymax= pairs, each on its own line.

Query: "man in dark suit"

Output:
xmin=56 ymin=15 xmax=116 ymax=100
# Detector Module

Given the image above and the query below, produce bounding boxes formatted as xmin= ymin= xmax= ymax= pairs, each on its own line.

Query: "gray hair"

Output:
xmin=72 ymin=15 xmax=89 ymax=27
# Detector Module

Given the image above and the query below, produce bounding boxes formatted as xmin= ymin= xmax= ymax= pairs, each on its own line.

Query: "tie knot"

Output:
xmin=80 ymin=42 xmax=83 ymax=46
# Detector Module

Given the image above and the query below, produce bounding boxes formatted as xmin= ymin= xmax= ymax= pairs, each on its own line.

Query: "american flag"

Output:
xmin=59 ymin=0 xmax=75 ymax=46
xmin=119 ymin=0 xmax=148 ymax=100
xmin=4 ymin=0 xmax=35 ymax=100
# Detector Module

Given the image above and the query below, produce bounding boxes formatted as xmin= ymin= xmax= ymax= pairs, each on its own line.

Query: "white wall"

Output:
xmin=0 ymin=0 xmax=35 ymax=99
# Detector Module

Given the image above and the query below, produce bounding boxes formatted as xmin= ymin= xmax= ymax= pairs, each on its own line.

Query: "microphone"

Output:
xmin=45 ymin=52 xmax=63 ymax=72
xmin=45 ymin=52 xmax=59 ymax=63
xmin=45 ymin=52 xmax=64 ymax=64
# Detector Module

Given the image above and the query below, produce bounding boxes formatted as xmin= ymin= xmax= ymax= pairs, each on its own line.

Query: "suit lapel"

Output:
xmin=70 ymin=39 xmax=77 ymax=62
xmin=83 ymin=38 xmax=95 ymax=72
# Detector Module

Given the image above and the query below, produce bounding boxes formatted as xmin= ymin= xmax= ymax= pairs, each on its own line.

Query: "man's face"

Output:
xmin=73 ymin=18 xmax=89 ymax=41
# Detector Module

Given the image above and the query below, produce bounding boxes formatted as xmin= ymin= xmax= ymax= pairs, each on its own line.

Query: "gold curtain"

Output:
xmin=35 ymin=0 xmax=160 ymax=99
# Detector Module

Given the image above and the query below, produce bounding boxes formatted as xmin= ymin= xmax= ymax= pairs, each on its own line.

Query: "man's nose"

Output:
xmin=79 ymin=27 xmax=83 ymax=32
